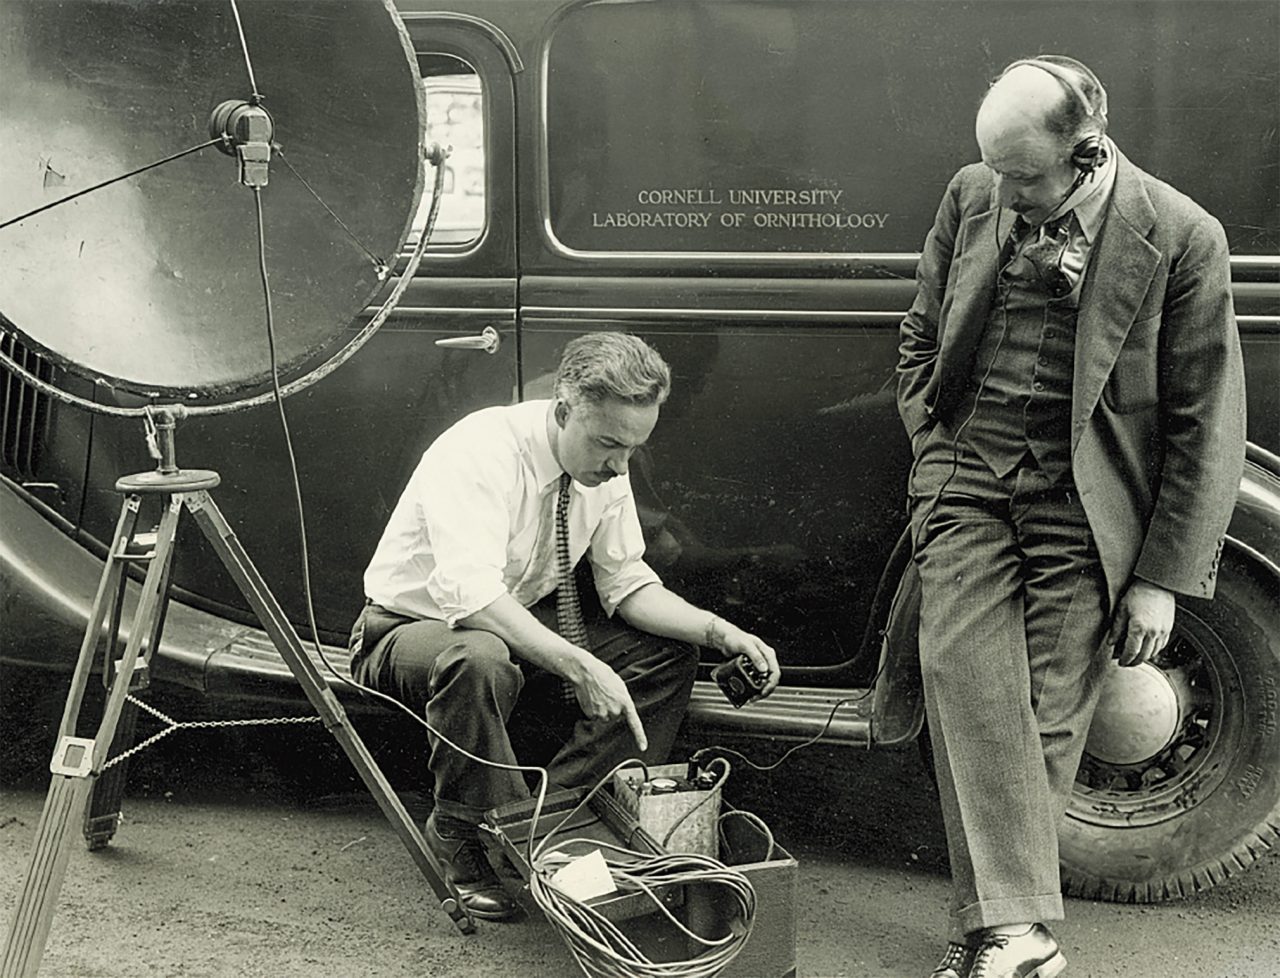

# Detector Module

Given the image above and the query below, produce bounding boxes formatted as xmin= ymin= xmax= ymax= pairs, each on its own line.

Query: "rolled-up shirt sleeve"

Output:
xmin=589 ymin=483 xmax=662 ymax=616
xmin=417 ymin=440 xmax=514 ymax=625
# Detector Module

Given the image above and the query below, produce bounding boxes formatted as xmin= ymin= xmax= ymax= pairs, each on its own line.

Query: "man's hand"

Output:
xmin=569 ymin=655 xmax=647 ymax=752
xmin=459 ymin=594 xmax=648 ymax=748
xmin=1107 ymin=579 xmax=1176 ymax=666
xmin=711 ymin=619 xmax=781 ymax=698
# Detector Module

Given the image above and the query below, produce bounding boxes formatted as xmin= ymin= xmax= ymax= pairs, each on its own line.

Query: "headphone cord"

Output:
xmin=909 ymin=167 xmax=1087 ymax=558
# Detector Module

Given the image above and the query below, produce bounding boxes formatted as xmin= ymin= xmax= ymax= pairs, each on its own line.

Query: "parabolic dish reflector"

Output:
xmin=0 ymin=0 xmax=424 ymax=400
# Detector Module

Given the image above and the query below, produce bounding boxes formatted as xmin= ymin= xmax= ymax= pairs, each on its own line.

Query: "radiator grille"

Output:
xmin=0 ymin=333 xmax=55 ymax=482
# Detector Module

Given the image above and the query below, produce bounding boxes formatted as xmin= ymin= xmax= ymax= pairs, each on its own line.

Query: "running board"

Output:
xmin=99 ymin=614 xmax=880 ymax=742
xmin=202 ymin=629 xmax=876 ymax=747
xmin=0 ymin=479 xmax=876 ymax=747
xmin=683 ymin=683 xmax=874 ymax=746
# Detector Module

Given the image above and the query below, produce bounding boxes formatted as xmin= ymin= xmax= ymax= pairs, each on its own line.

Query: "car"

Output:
xmin=2 ymin=0 xmax=1277 ymax=909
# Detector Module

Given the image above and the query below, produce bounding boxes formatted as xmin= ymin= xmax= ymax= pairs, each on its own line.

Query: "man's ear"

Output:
xmin=554 ymin=399 xmax=570 ymax=428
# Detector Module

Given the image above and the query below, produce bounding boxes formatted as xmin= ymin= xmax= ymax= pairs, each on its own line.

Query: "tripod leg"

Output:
xmin=83 ymin=551 xmax=135 ymax=849
xmin=1 ymin=773 xmax=95 ymax=978
xmin=92 ymin=498 xmax=180 ymax=761
xmin=2 ymin=496 xmax=177 ymax=978
xmin=85 ymin=521 xmax=160 ymax=851
xmin=83 ymin=700 xmax=139 ymax=851
xmin=184 ymin=490 xmax=475 ymax=935
xmin=55 ymin=498 xmax=142 ymax=746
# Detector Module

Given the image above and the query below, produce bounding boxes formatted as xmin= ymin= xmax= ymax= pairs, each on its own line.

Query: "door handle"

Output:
xmin=434 ymin=325 xmax=501 ymax=355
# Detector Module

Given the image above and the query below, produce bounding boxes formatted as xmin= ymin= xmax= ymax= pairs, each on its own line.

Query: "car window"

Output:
xmin=410 ymin=65 xmax=485 ymax=248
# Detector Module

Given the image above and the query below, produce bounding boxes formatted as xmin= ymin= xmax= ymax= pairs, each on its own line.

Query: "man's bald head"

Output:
xmin=980 ymin=57 xmax=1108 ymax=154
xmin=977 ymin=65 xmax=1074 ymax=156
xmin=975 ymin=57 xmax=1108 ymax=221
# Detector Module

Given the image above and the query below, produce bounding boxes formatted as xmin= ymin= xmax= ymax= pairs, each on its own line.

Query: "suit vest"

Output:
xmin=959 ymin=227 xmax=1081 ymax=482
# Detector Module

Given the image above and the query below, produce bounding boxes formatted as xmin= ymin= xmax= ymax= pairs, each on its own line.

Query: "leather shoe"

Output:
xmin=423 ymin=813 xmax=522 ymax=921
xmin=929 ymin=940 xmax=978 ymax=978
xmin=970 ymin=923 xmax=1066 ymax=978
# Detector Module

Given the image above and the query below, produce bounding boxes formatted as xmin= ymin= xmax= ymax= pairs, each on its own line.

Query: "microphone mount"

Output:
xmin=209 ymin=98 xmax=275 ymax=188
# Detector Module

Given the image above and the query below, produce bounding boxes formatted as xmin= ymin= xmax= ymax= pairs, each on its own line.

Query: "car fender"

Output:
xmin=1227 ymin=447 xmax=1280 ymax=584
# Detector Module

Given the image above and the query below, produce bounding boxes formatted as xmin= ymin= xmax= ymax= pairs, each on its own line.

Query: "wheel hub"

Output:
xmin=1085 ymin=662 xmax=1182 ymax=765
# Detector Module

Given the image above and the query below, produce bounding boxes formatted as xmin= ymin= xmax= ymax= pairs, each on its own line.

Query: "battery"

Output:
xmin=612 ymin=762 xmax=722 ymax=857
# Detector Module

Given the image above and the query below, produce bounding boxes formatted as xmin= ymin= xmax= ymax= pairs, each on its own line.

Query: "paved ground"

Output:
xmin=2 ymin=675 xmax=1278 ymax=978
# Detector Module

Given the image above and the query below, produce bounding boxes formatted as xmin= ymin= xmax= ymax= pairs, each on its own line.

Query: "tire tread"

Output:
xmin=1062 ymin=816 xmax=1280 ymax=903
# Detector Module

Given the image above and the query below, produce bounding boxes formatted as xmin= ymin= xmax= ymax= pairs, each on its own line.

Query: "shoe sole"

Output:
xmin=464 ymin=902 xmax=523 ymax=922
xmin=1029 ymin=951 xmax=1068 ymax=978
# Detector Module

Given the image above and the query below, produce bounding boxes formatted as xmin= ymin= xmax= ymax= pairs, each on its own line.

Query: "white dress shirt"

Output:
xmin=364 ymin=399 xmax=661 ymax=625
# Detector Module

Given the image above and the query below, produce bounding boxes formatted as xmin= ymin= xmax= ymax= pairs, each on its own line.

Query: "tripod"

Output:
xmin=2 ymin=408 xmax=473 ymax=978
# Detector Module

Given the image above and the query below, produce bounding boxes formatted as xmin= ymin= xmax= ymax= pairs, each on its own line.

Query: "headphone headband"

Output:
xmin=999 ymin=56 xmax=1108 ymax=122
xmin=998 ymin=56 xmax=1109 ymax=174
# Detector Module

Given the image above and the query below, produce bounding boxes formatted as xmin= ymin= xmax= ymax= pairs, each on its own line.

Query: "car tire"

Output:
xmin=1060 ymin=555 xmax=1280 ymax=902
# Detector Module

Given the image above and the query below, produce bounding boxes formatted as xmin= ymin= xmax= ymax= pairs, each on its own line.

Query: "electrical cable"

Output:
xmin=531 ymin=851 xmax=755 ymax=978
xmin=250 ymin=150 xmax=554 ymax=829
xmin=657 ymin=757 xmax=728 ymax=850
xmin=251 ymin=147 xmax=756 ymax=978
xmin=690 ymin=677 xmax=879 ymax=776
xmin=909 ymin=170 xmax=1088 ymax=559
xmin=530 ymin=758 xmax=654 ymax=875
xmin=522 ymin=762 xmax=752 ymax=978
xmin=528 ymin=756 xmax=755 ymax=978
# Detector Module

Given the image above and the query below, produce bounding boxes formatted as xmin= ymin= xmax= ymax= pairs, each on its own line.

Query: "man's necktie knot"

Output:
xmin=1011 ymin=211 xmax=1071 ymax=246
xmin=1008 ymin=211 xmax=1075 ymax=297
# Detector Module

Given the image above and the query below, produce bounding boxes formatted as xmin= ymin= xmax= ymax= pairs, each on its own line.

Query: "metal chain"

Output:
xmin=101 ymin=694 xmax=322 ymax=770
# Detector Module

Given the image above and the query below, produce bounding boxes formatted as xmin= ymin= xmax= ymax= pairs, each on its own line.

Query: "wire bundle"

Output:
xmin=530 ymin=840 xmax=756 ymax=978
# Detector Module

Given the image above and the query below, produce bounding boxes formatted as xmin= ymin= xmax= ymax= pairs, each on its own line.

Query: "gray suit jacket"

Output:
xmin=898 ymin=150 xmax=1246 ymax=604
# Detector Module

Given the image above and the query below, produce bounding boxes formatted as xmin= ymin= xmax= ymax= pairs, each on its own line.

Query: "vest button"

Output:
xmin=1034 ymin=381 xmax=1045 ymax=392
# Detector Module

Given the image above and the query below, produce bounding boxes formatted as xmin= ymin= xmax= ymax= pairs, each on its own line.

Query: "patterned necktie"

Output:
xmin=555 ymin=472 xmax=587 ymax=703
xmin=1008 ymin=212 xmax=1074 ymax=298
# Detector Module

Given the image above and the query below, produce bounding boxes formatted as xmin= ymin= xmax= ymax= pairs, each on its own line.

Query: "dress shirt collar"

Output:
xmin=524 ymin=399 xmax=565 ymax=492
xmin=1046 ymin=135 xmax=1117 ymax=244
xmin=998 ymin=135 xmax=1118 ymax=244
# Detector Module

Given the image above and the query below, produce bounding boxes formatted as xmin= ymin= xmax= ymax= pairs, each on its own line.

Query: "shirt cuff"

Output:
xmin=432 ymin=579 xmax=509 ymax=628
xmin=594 ymin=562 xmax=662 ymax=617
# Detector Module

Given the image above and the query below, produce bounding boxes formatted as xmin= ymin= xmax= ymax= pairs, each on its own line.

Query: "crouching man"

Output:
xmin=349 ymin=331 xmax=780 ymax=920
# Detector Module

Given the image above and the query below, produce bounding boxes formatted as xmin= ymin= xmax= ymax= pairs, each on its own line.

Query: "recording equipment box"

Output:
xmin=484 ymin=783 xmax=685 ymax=925
xmin=612 ymin=762 xmax=723 ymax=856
xmin=483 ymin=772 xmax=797 ymax=978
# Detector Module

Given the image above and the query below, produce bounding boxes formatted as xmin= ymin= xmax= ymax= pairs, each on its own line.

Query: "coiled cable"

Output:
xmin=527 ymin=758 xmax=756 ymax=978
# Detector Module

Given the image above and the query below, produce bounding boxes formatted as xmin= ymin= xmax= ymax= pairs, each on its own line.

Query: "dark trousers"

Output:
xmin=909 ymin=425 xmax=1112 ymax=937
xmin=349 ymin=595 xmax=698 ymax=824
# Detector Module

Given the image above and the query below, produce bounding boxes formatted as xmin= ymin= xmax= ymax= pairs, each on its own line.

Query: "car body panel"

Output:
xmin=1 ymin=0 xmax=1276 ymax=742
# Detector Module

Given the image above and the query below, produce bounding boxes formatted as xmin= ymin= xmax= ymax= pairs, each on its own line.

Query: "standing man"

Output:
xmin=897 ymin=56 xmax=1245 ymax=978
xmin=350 ymin=331 xmax=780 ymax=922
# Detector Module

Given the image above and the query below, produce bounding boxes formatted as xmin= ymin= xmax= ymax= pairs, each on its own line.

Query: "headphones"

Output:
xmin=913 ymin=56 xmax=1109 ymax=558
xmin=998 ymin=56 xmax=1109 ymax=175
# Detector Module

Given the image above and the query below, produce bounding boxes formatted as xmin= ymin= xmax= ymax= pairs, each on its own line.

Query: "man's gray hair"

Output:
xmin=1034 ymin=55 xmax=1108 ymax=148
xmin=554 ymin=332 xmax=671 ymax=407
xmin=984 ymin=54 xmax=1109 ymax=152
